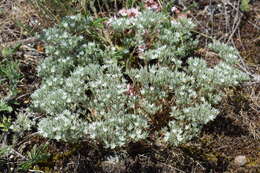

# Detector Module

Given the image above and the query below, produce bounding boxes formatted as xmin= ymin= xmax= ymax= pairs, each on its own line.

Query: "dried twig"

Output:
xmin=11 ymin=149 xmax=26 ymax=160
xmin=28 ymin=169 xmax=45 ymax=173
xmin=0 ymin=37 xmax=39 ymax=48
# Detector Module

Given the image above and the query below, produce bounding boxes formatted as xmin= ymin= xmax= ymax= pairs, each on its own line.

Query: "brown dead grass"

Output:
xmin=0 ymin=0 xmax=50 ymax=44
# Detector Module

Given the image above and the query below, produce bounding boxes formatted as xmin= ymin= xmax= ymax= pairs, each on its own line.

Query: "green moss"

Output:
xmin=204 ymin=153 xmax=218 ymax=163
xmin=32 ymin=165 xmax=58 ymax=173
xmin=246 ymin=157 xmax=260 ymax=168
xmin=240 ymin=0 xmax=250 ymax=12
xmin=181 ymin=137 xmax=230 ymax=167
xmin=52 ymin=144 xmax=80 ymax=161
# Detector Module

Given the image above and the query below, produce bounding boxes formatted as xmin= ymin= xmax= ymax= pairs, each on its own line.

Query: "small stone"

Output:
xmin=154 ymin=141 xmax=163 ymax=148
xmin=234 ymin=155 xmax=247 ymax=166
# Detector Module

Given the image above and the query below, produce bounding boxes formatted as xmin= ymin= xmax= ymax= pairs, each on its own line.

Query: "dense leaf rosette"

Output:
xmin=31 ymin=10 xmax=249 ymax=148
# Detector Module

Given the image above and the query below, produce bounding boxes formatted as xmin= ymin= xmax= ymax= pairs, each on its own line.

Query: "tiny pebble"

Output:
xmin=234 ymin=155 xmax=247 ymax=166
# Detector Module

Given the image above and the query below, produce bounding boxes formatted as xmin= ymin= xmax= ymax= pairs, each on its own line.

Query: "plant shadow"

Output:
xmin=202 ymin=114 xmax=249 ymax=137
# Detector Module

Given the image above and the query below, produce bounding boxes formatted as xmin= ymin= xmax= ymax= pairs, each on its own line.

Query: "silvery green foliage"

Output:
xmin=208 ymin=41 xmax=239 ymax=64
xmin=33 ymin=63 xmax=148 ymax=148
xmin=38 ymin=110 xmax=86 ymax=142
xmin=163 ymin=103 xmax=219 ymax=146
xmin=86 ymin=114 xmax=148 ymax=149
xmin=32 ymin=10 xmax=249 ymax=148
xmin=37 ymin=15 xmax=105 ymax=79
xmin=110 ymin=10 xmax=198 ymax=65
xmin=11 ymin=111 xmax=35 ymax=134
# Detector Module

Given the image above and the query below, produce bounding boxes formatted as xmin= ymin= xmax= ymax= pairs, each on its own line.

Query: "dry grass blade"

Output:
xmin=0 ymin=0 xmax=47 ymax=45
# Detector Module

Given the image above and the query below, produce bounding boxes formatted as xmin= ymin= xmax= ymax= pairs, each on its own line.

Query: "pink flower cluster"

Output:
xmin=118 ymin=8 xmax=141 ymax=17
xmin=137 ymin=44 xmax=147 ymax=53
xmin=171 ymin=6 xmax=189 ymax=20
xmin=171 ymin=6 xmax=180 ymax=14
xmin=144 ymin=0 xmax=160 ymax=12
xmin=126 ymin=84 xmax=136 ymax=96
